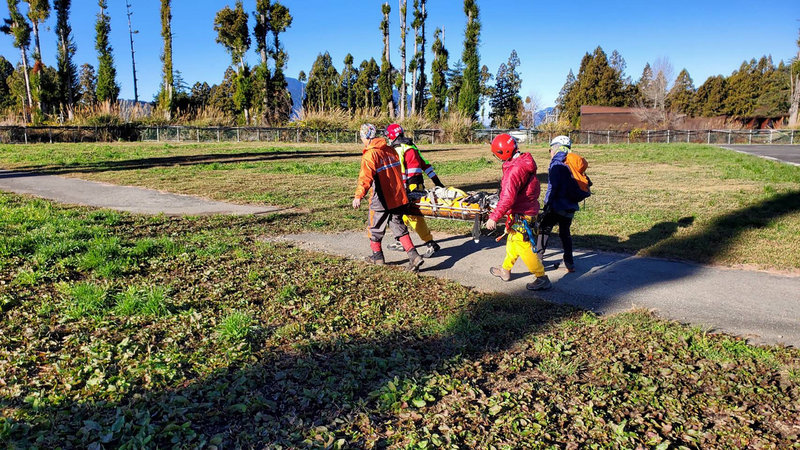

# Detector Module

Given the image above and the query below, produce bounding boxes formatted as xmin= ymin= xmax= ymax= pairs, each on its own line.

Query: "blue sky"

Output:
xmin=1 ymin=0 xmax=798 ymax=108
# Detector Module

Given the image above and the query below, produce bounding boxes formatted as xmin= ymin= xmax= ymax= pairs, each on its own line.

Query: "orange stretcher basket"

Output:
xmin=408 ymin=187 xmax=498 ymax=222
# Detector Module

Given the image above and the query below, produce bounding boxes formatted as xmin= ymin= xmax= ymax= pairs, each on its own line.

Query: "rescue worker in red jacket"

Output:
xmin=485 ymin=134 xmax=551 ymax=291
xmin=352 ymin=123 xmax=424 ymax=271
xmin=385 ymin=123 xmax=443 ymax=257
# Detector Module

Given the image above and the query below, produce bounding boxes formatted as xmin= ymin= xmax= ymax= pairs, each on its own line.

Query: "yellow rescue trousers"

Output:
xmin=502 ymin=229 xmax=546 ymax=277
xmin=403 ymin=183 xmax=434 ymax=242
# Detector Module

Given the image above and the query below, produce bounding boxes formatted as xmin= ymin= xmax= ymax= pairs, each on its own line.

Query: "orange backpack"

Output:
xmin=564 ymin=152 xmax=592 ymax=198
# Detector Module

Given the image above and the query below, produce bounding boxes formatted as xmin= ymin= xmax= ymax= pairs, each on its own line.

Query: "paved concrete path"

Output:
xmin=721 ymin=144 xmax=800 ymax=166
xmin=0 ymin=170 xmax=283 ymax=216
xmin=278 ymin=231 xmax=800 ymax=347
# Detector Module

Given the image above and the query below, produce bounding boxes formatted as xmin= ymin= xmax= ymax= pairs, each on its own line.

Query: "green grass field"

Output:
xmin=1 ymin=142 xmax=800 ymax=447
xmin=1 ymin=141 xmax=798 ymax=271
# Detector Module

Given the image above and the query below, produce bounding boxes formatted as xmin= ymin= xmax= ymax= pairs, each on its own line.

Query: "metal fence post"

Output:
xmin=237 ymin=128 xmax=240 ymax=142
xmin=728 ymin=130 xmax=731 ymax=145
xmin=23 ymin=127 xmax=27 ymax=144
xmin=156 ymin=127 xmax=159 ymax=142
xmin=296 ymin=129 xmax=300 ymax=143
xmin=769 ymin=130 xmax=773 ymax=144
xmin=749 ymin=129 xmax=752 ymax=145
xmin=177 ymin=127 xmax=181 ymax=142
xmin=792 ymin=130 xmax=795 ymax=145
xmin=707 ymin=130 xmax=711 ymax=144
xmin=257 ymin=129 xmax=260 ymax=141
xmin=647 ymin=130 xmax=650 ymax=143
xmin=687 ymin=130 xmax=690 ymax=143
xmin=316 ymin=130 xmax=319 ymax=143
xmin=607 ymin=130 xmax=610 ymax=144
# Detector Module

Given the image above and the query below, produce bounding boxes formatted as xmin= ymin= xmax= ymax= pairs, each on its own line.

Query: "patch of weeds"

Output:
xmin=441 ymin=311 xmax=482 ymax=338
xmin=62 ymin=281 xmax=110 ymax=320
xmin=218 ymin=311 xmax=253 ymax=342
xmin=787 ymin=367 xmax=800 ymax=384
xmin=13 ymin=268 xmax=41 ymax=286
xmin=36 ymin=297 xmax=55 ymax=318
xmin=1 ymin=294 xmax=19 ymax=313
xmin=114 ymin=286 xmax=170 ymax=317
xmin=88 ymin=210 xmax=122 ymax=226
xmin=276 ymin=284 xmax=299 ymax=303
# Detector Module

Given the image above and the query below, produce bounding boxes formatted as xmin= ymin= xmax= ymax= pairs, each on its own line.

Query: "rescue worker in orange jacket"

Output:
xmin=485 ymin=133 xmax=551 ymax=291
xmin=385 ymin=123 xmax=443 ymax=257
xmin=352 ymin=123 xmax=424 ymax=271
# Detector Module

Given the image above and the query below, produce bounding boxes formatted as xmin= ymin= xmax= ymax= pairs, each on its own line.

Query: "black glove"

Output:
xmin=431 ymin=176 xmax=445 ymax=188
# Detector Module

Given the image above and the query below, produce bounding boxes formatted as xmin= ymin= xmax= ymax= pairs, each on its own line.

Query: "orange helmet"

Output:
xmin=491 ymin=133 xmax=517 ymax=161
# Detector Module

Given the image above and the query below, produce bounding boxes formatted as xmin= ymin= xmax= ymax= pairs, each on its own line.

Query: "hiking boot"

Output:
xmin=407 ymin=250 xmax=424 ymax=272
xmin=490 ymin=266 xmax=511 ymax=282
xmin=526 ymin=275 xmax=552 ymax=291
xmin=565 ymin=262 xmax=575 ymax=273
xmin=422 ymin=240 xmax=440 ymax=257
xmin=386 ymin=240 xmax=404 ymax=252
xmin=368 ymin=251 xmax=385 ymax=265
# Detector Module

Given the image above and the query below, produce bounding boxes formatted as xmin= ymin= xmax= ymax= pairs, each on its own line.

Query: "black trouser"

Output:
xmin=537 ymin=210 xmax=574 ymax=266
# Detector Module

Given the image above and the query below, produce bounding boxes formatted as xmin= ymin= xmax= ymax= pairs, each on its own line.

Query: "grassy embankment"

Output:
xmin=1 ymin=141 xmax=798 ymax=270
xmin=0 ymin=194 xmax=798 ymax=447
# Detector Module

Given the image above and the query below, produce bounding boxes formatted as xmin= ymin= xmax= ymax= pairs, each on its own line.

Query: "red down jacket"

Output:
xmin=488 ymin=152 xmax=541 ymax=222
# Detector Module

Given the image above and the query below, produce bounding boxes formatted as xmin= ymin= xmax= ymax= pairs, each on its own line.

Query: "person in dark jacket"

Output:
xmin=537 ymin=135 xmax=581 ymax=272
xmin=486 ymin=133 xmax=551 ymax=291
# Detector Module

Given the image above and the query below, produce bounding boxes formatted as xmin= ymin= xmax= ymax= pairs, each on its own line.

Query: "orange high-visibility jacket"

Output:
xmin=355 ymin=137 xmax=409 ymax=210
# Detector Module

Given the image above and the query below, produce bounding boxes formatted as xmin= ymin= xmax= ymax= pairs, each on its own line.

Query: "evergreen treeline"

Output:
xmin=0 ymin=1 xmax=796 ymax=128
xmin=557 ymin=46 xmax=795 ymax=127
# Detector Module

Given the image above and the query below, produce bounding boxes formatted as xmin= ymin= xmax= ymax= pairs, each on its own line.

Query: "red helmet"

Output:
xmin=386 ymin=123 xmax=404 ymax=140
xmin=491 ymin=133 xmax=518 ymax=161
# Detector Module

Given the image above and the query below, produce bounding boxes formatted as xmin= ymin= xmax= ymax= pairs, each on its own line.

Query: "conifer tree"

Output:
xmin=304 ymin=52 xmax=339 ymax=111
xmin=410 ymin=0 xmax=426 ymax=114
xmin=354 ymin=58 xmax=380 ymax=109
xmin=424 ymin=27 xmax=447 ymax=121
xmin=95 ymin=0 xmax=119 ymax=103
xmin=2 ymin=0 xmax=34 ymax=118
xmin=457 ymin=0 xmax=480 ymax=120
xmin=478 ymin=64 xmax=493 ymax=124
xmin=78 ymin=63 xmax=96 ymax=107
xmin=214 ymin=1 xmax=250 ymax=122
xmin=694 ymin=75 xmax=728 ymax=117
xmin=379 ymin=3 xmax=395 ymax=117
xmin=267 ymin=1 xmax=292 ymax=123
xmin=666 ymin=68 xmax=696 ymax=115
xmin=556 ymin=69 xmax=575 ymax=115
xmin=159 ymin=0 xmax=174 ymax=119
xmin=489 ymin=50 xmax=522 ymax=128
xmin=398 ymin=0 xmax=407 ymax=119
xmin=341 ymin=53 xmax=357 ymax=112
xmin=54 ymin=0 xmax=78 ymax=118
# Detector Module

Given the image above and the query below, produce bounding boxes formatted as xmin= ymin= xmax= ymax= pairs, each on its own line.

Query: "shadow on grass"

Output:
xmin=1 ymin=292 xmax=577 ymax=447
xmin=1 ymin=148 xmax=362 ymax=177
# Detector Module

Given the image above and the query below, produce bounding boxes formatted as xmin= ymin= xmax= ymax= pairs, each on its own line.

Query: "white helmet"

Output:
xmin=550 ymin=135 xmax=571 ymax=149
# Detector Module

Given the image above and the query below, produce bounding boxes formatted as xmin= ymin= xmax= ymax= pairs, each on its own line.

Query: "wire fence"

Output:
xmin=0 ymin=125 xmax=796 ymax=146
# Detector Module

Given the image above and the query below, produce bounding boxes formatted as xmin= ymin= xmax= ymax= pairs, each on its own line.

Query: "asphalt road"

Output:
xmin=721 ymin=144 xmax=800 ymax=166
xmin=277 ymin=231 xmax=800 ymax=347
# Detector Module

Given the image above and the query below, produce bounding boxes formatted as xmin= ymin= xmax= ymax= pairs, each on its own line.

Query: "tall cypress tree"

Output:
xmin=457 ymin=0 xmax=480 ymax=120
xmin=410 ymin=0 xmax=426 ymax=115
xmin=54 ymin=0 xmax=78 ymax=118
xmin=2 ymin=0 xmax=34 ymax=118
xmin=341 ymin=53 xmax=357 ymax=112
xmin=267 ymin=1 xmax=292 ymax=123
xmin=94 ymin=0 xmax=119 ymax=103
xmin=424 ymin=27 xmax=447 ymax=121
xmin=25 ymin=0 xmax=49 ymax=63
xmin=398 ymin=0 xmax=407 ymax=119
xmin=214 ymin=1 xmax=250 ymax=122
xmin=489 ymin=50 xmax=522 ymax=128
xmin=379 ymin=2 xmax=395 ymax=117
xmin=556 ymin=69 xmax=575 ymax=116
xmin=159 ymin=0 xmax=174 ymax=118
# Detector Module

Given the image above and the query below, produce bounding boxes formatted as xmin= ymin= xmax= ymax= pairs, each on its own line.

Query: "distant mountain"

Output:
xmin=535 ymin=107 xmax=555 ymax=126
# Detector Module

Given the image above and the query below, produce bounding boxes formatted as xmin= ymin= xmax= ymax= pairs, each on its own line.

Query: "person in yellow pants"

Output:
xmin=485 ymin=134 xmax=551 ymax=291
xmin=386 ymin=124 xmax=445 ymax=257
xmin=501 ymin=216 xmax=546 ymax=279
